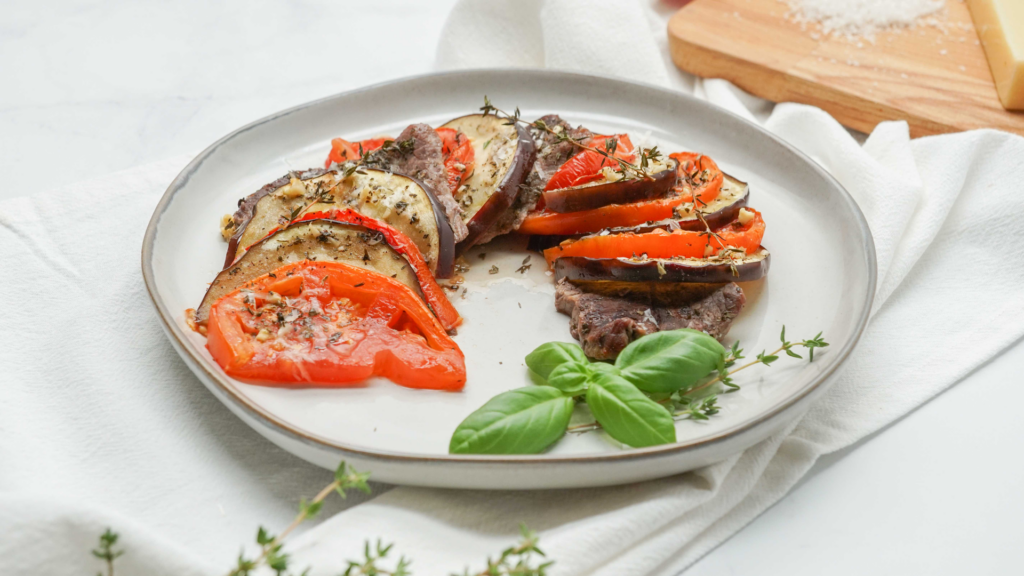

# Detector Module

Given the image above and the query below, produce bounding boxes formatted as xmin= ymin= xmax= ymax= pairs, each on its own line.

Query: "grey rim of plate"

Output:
xmin=141 ymin=69 xmax=876 ymax=486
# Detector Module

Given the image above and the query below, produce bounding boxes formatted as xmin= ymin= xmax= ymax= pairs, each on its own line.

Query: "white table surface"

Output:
xmin=4 ymin=1 xmax=1021 ymax=573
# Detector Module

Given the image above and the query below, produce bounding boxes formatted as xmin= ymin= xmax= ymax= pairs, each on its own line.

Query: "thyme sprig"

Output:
xmin=287 ymin=136 xmax=416 ymax=228
xmin=672 ymin=326 xmax=829 ymax=400
xmin=343 ymin=540 xmax=412 ymax=576
xmin=480 ymin=96 xmax=661 ymax=181
xmin=564 ymin=327 xmax=829 ymax=435
xmin=92 ymin=528 xmax=124 ymax=576
xmin=455 ymin=524 xmax=551 ymax=576
xmin=94 ymin=462 xmax=549 ymax=576
xmin=482 ymin=99 xmax=738 ymax=272
xmin=284 ymin=177 xmax=341 ymax=230
xmin=230 ymin=462 xmax=371 ymax=576
xmin=674 ymin=395 xmax=720 ymax=421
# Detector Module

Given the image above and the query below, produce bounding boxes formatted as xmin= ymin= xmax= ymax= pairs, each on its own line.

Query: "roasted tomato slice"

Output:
xmin=669 ymin=152 xmax=723 ymax=205
xmin=292 ymin=208 xmax=462 ymax=331
xmin=519 ymin=150 xmax=723 ymax=235
xmin=324 ymin=137 xmax=391 ymax=168
xmin=436 ymin=127 xmax=476 ymax=193
xmin=542 ymin=208 xmax=765 ymax=265
xmin=544 ymin=134 xmax=635 ymax=192
xmin=207 ymin=261 xmax=466 ymax=390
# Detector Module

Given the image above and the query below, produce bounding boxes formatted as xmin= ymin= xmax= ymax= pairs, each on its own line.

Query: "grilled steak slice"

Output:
xmin=476 ymin=115 xmax=592 ymax=244
xmin=554 ymin=279 xmax=745 ymax=360
xmin=362 ymin=123 xmax=469 ymax=243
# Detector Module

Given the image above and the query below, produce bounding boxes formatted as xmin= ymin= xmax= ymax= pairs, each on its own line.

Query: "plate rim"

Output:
xmin=141 ymin=68 xmax=876 ymax=468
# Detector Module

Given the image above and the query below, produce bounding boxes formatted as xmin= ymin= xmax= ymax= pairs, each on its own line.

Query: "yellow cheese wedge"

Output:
xmin=968 ymin=0 xmax=1024 ymax=111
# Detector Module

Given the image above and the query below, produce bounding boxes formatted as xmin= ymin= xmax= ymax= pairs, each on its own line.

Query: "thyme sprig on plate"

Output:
xmin=452 ymin=327 xmax=829 ymax=452
xmin=480 ymin=96 xmax=661 ymax=181
xmin=286 ymin=137 xmax=417 ymax=228
xmin=563 ymin=327 xmax=829 ymax=435
xmin=479 ymin=97 xmax=740 ymax=273
xmin=93 ymin=463 xmax=551 ymax=576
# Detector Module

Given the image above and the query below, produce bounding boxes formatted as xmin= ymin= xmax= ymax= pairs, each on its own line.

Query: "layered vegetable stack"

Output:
xmin=517 ymin=117 xmax=770 ymax=360
xmin=190 ymin=105 xmax=768 ymax=389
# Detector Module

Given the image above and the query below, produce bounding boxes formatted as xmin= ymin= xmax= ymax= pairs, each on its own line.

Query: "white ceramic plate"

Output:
xmin=142 ymin=70 xmax=875 ymax=489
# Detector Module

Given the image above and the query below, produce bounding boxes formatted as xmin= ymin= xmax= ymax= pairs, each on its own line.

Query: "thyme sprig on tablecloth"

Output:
xmin=229 ymin=462 xmax=371 ymax=576
xmin=92 ymin=528 xmax=124 ymax=576
xmin=92 ymin=462 xmax=550 ymax=576
xmin=480 ymin=96 xmax=662 ymax=181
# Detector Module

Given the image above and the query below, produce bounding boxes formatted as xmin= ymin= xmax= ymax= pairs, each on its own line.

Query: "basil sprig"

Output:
xmin=451 ymin=328 xmax=725 ymax=454
xmin=450 ymin=326 xmax=828 ymax=455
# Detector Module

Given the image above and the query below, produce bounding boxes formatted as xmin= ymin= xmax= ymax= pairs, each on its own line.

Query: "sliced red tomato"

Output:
xmin=544 ymin=134 xmax=635 ymax=192
xmin=542 ymin=209 xmax=765 ymax=265
xmin=436 ymin=127 xmax=476 ymax=193
xmin=207 ymin=261 xmax=466 ymax=390
xmin=669 ymin=152 xmax=723 ymax=205
xmin=292 ymin=208 xmax=462 ymax=331
xmin=519 ymin=149 xmax=724 ymax=235
xmin=323 ymin=137 xmax=391 ymax=168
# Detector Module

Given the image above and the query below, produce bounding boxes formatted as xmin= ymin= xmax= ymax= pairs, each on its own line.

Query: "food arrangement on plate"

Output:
xmin=186 ymin=98 xmax=827 ymax=456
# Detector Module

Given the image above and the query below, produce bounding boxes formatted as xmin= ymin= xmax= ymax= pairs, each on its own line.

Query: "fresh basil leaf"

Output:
xmin=586 ymin=371 xmax=676 ymax=448
xmin=615 ymin=329 xmax=725 ymax=393
xmin=587 ymin=361 xmax=618 ymax=375
xmin=546 ymin=361 xmax=591 ymax=396
xmin=525 ymin=341 xmax=588 ymax=381
xmin=449 ymin=387 xmax=574 ymax=454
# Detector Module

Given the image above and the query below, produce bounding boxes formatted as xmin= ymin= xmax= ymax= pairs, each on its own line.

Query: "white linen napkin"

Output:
xmin=2 ymin=1 xmax=1023 ymax=575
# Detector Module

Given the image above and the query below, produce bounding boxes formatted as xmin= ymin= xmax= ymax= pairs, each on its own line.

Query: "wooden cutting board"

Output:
xmin=668 ymin=0 xmax=1024 ymax=137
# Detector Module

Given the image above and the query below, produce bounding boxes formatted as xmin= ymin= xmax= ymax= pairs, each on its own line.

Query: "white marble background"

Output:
xmin=2 ymin=0 xmax=1021 ymax=574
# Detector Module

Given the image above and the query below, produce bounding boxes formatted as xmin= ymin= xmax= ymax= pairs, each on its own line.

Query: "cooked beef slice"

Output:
xmin=554 ymin=279 xmax=745 ymax=360
xmin=475 ymin=115 xmax=592 ymax=244
xmin=362 ymin=123 xmax=469 ymax=243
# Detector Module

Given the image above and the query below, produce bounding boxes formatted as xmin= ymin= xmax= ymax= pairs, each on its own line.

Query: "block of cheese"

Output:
xmin=968 ymin=0 xmax=1024 ymax=111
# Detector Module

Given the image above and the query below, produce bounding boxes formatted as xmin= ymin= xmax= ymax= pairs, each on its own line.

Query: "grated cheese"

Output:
xmin=784 ymin=0 xmax=947 ymax=40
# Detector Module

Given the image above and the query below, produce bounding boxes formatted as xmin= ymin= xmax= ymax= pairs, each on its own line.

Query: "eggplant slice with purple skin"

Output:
xmin=196 ymin=218 xmax=423 ymax=325
xmin=542 ymin=158 xmax=679 ymax=214
xmin=439 ymin=113 xmax=536 ymax=252
xmin=223 ymin=168 xmax=456 ymax=279
xmin=554 ymin=247 xmax=770 ymax=284
xmin=526 ymin=171 xmax=750 ymax=252
xmin=222 ymin=168 xmax=335 ymax=268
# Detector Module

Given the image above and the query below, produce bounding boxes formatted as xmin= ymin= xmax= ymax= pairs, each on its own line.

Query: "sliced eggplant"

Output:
xmin=614 ymin=172 xmax=748 ymax=233
xmin=440 ymin=113 xmax=536 ymax=251
xmin=525 ymin=172 xmax=749 ymax=251
xmin=224 ymin=169 xmax=338 ymax=268
xmin=225 ymin=168 xmax=455 ymax=278
xmin=196 ymin=219 xmax=422 ymax=324
xmin=553 ymin=247 xmax=770 ymax=285
xmin=474 ymin=114 xmax=593 ymax=245
xmin=556 ymin=280 xmax=728 ymax=306
xmin=542 ymin=158 xmax=678 ymax=213
xmin=619 ymin=172 xmax=749 ymax=234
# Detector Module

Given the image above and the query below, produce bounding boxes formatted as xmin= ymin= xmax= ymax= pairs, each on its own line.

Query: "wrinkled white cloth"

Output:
xmin=2 ymin=1 xmax=1023 ymax=575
